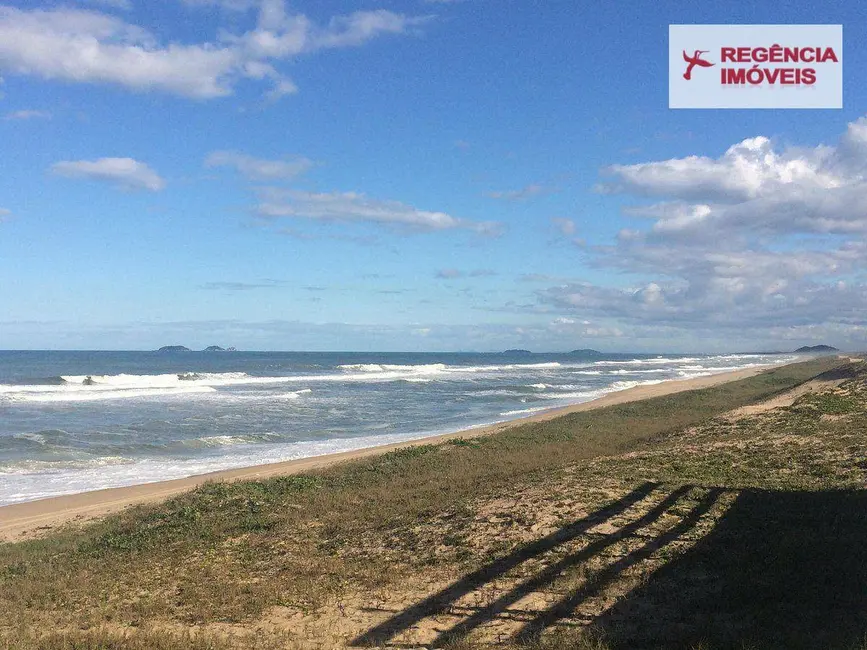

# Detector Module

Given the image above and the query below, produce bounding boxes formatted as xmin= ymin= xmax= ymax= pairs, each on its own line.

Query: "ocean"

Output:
xmin=0 ymin=350 xmax=796 ymax=505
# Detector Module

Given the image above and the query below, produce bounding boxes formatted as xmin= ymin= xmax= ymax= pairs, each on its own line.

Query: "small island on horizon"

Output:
xmin=568 ymin=348 xmax=604 ymax=357
xmin=500 ymin=348 xmax=605 ymax=356
xmin=156 ymin=345 xmax=237 ymax=352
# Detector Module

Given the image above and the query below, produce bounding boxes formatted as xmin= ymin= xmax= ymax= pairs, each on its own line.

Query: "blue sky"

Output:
xmin=1 ymin=0 xmax=865 ymax=352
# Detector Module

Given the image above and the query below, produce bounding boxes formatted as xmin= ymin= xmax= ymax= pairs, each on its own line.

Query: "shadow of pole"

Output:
xmin=515 ymin=487 xmax=725 ymax=643
xmin=433 ymin=485 xmax=696 ymax=646
xmin=589 ymin=487 xmax=867 ymax=649
xmin=351 ymin=481 xmax=658 ymax=647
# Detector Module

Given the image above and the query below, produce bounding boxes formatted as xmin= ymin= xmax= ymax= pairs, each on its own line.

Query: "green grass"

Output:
xmin=0 ymin=356 xmax=857 ymax=649
xmin=1 ymin=628 xmax=297 ymax=650
xmin=794 ymin=390 xmax=859 ymax=415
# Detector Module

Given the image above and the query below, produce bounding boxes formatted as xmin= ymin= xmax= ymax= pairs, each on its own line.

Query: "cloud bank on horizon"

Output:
xmin=0 ymin=0 xmax=865 ymax=351
xmin=537 ymin=120 xmax=867 ymax=344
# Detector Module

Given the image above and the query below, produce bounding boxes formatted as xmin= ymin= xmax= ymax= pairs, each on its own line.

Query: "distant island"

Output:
xmin=156 ymin=345 xmax=237 ymax=352
xmin=795 ymin=345 xmax=839 ymax=353
xmin=500 ymin=348 xmax=605 ymax=357
xmin=568 ymin=348 xmax=603 ymax=357
xmin=501 ymin=348 xmax=605 ymax=356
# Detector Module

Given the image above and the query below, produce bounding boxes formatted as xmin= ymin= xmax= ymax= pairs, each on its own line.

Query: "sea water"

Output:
xmin=0 ymin=350 xmax=796 ymax=505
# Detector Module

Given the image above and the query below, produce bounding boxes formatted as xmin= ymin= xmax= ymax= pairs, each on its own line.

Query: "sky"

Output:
xmin=1 ymin=0 xmax=866 ymax=352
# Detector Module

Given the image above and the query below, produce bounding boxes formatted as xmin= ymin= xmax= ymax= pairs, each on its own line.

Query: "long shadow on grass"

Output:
xmin=514 ymin=487 xmax=723 ymax=643
xmin=589 ymin=488 xmax=867 ymax=650
xmin=355 ymin=483 xmax=723 ymax=647
xmin=434 ymin=484 xmax=703 ymax=646
xmin=351 ymin=481 xmax=658 ymax=646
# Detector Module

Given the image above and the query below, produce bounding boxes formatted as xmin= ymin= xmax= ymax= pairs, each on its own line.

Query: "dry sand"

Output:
xmin=0 ymin=365 xmax=774 ymax=542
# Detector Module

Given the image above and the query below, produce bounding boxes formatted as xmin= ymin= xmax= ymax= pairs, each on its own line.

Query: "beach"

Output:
xmin=0 ymin=364 xmax=772 ymax=542
xmin=1 ymin=350 xmax=795 ymax=508
xmin=2 ymin=355 xmax=861 ymax=649
xmin=4 ymin=4 xmax=859 ymax=646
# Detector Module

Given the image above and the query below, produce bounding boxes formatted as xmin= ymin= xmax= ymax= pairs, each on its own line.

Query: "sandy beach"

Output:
xmin=0 ymin=365 xmax=775 ymax=542
xmin=3 ymin=355 xmax=859 ymax=649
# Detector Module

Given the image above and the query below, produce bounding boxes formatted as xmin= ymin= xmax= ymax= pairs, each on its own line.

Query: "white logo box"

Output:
xmin=669 ymin=24 xmax=842 ymax=109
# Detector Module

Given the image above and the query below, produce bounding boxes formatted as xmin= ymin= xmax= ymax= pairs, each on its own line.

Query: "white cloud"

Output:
xmin=537 ymin=261 xmax=866 ymax=333
xmin=600 ymin=135 xmax=840 ymax=202
xmin=256 ymin=188 xmax=500 ymax=235
xmin=3 ymin=109 xmax=51 ymax=120
xmin=51 ymin=157 xmax=166 ymax=191
xmin=599 ymin=121 xmax=867 ymax=238
xmin=552 ymin=237 xmax=867 ymax=332
xmin=311 ymin=10 xmax=428 ymax=50
xmin=0 ymin=3 xmax=429 ymax=99
xmin=207 ymin=148 xmax=499 ymax=237
xmin=0 ymin=6 xmax=239 ymax=98
xmin=531 ymin=117 xmax=867 ymax=345
xmin=233 ymin=6 xmax=424 ymax=56
xmin=205 ymin=150 xmax=313 ymax=181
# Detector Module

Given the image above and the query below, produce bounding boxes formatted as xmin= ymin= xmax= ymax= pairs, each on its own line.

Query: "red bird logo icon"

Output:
xmin=682 ymin=50 xmax=714 ymax=80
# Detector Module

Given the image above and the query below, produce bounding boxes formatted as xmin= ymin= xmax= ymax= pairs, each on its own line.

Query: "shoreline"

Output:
xmin=0 ymin=365 xmax=776 ymax=542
